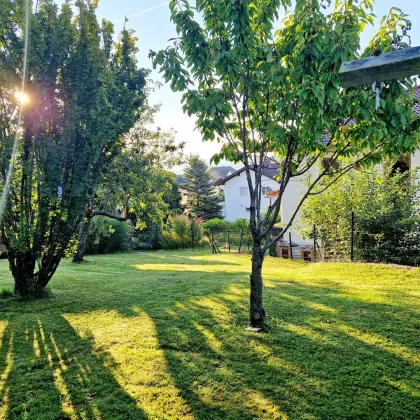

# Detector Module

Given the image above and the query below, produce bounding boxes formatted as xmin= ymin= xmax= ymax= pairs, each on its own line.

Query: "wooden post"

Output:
xmin=227 ymin=226 xmax=231 ymax=253
xmin=289 ymin=232 xmax=293 ymax=261
xmin=339 ymin=46 xmax=420 ymax=88
xmin=238 ymin=230 xmax=243 ymax=254
xmin=313 ymin=225 xmax=317 ymax=262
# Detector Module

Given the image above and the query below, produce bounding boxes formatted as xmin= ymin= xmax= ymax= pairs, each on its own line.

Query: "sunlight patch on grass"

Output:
xmin=0 ymin=331 xmax=13 ymax=418
xmin=278 ymin=292 xmax=337 ymax=313
xmin=32 ymin=330 xmax=41 ymax=358
xmin=383 ymin=377 xmax=420 ymax=398
xmin=187 ymin=296 xmax=236 ymax=324
xmin=280 ymin=322 xmax=337 ymax=345
xmin=337 ymin=324 xmax=420 ymax=364
xmin=193 ymin=322 xmax=223 ymax=355
xmin=63 ymin=309 xmax=193 ymax=419
xmin=243 ymin=389 xmax=287 ymax=419
xmin=132 ymin=263 xmax=248 ymax=274
xmin=37 ymin=319 xmax=78 ymax=419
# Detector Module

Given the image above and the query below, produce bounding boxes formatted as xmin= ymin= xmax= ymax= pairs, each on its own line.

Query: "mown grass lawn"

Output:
xmin=0 ymin=251 xmax=418 ymax=419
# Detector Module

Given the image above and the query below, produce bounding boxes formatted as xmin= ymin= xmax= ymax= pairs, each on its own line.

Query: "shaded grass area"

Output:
xmin=0 ymin=251 xmax=419 ymax=419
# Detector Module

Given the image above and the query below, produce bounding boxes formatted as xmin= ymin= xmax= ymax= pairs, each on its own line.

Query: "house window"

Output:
xmin=262 ymin=186 xmax=272 ymax=194
xmin=245 ymin=207 xmax=251 ymax=212
xmin=322 ymin=157 xmax=339 ymax=175
xmin=239 ymin=187 xmax=247 ymax=196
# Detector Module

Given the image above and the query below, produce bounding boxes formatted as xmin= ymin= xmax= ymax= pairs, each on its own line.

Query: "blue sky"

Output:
xmin=74 ymin=1 xmax=420 ymax=166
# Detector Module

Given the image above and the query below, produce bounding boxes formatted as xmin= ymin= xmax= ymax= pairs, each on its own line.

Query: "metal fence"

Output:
xmin=310 ymin=211 xmax=420 ymax=266
xmin=210 ymin=230 xmax=253 ymax=254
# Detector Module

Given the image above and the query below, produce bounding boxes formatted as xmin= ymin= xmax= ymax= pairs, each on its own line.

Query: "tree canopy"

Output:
xmin=152 ymin=0 xmax=420 ymax=328
xmin=0 ymin=0 xmax=147 ymax=295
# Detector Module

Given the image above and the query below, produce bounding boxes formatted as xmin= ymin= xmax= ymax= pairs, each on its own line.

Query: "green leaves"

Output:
xmin=0 ymin=0 xmax=148 ymax=289
xmin=153 ymin=0 xmax=419 ymax=239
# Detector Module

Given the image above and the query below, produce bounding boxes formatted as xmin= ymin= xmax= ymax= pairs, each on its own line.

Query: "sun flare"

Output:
xmin=15 ymin=91 xmax=30 ymax=105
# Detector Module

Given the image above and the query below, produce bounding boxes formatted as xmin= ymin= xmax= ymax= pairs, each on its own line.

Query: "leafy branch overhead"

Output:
xmin=152 ymin=0 xmax=420 ymax=328
xmin=0 ymin=0 xmax=148 ymax=296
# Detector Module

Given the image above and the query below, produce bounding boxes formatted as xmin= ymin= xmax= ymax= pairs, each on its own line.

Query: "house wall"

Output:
xmin=223 ymin=170 xmax=313 ymax=245
xmin=412 ymin=150 xmax=420 ymax=168
xmin=224 ymin=170 xmax=279 ymax=222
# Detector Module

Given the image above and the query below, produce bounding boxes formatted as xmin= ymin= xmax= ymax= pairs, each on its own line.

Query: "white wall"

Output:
xmin=223 ymin=169 xmax=313 ymax=245
xmin=412 ymin=150 xmax=420 ymax=169
xmin=224 ymin=170 xmax=279 ymax=221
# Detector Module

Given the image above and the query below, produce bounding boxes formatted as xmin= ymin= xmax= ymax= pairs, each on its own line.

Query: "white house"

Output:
xmin=214 ymin=86 xmax=420 ymax=246
xmin=214 ymin=159 xmax=311 ymax=244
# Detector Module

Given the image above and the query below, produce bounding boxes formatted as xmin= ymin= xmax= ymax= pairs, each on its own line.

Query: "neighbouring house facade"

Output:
xmin=209 ymin=166 xmax=236 ymax=184
xmin=214 ymin=86 xmax=420 ymax=246
xmin=214 ymin=159 xmax=312 ymax=244
xmin=214 ymin=160 xmax=278 ymax=221
xmin=175 ymin=175 xmax=189 ymax=211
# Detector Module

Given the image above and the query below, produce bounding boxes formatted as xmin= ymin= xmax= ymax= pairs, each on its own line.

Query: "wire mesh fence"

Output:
xmin=211 ymin=231 xmax=253 ymax=254
xmin=310 ymin=211 xmax=420 ymax=267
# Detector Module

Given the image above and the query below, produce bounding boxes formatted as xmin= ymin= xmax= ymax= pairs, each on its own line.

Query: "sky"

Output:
xmin=58 ymin=1 xmax=420 ymax=169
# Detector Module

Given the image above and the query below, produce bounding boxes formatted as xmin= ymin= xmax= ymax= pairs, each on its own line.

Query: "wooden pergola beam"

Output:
xmin=339 ymin=46 xmax=420 ymax=88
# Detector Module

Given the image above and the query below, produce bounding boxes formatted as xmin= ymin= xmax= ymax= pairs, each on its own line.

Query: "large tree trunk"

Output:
xmin=250 ymin=239 xmax=265 ymax=328
xmin=72 ymin=217 xmax=91 ymax=263
xmin=8 ymin=251 xmax=46 ymax=297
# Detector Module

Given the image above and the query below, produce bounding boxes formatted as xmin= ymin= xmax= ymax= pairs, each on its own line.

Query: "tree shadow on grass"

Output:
xmin=130 ymin=267 xmax=420 ymax=419
xmin=0 ymin=313 xmax=148 ymax=420
xmin=0 ymin=257 xmax=419 ymax=419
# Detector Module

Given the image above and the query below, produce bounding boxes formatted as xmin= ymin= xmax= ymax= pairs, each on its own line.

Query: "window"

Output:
xmin=239 ymin=187 xmax=247 ymax=196
xmin=262 ymin=186 xmax=272 ymax=194
xmin=245 ymin=207 xmax=251 ymax=212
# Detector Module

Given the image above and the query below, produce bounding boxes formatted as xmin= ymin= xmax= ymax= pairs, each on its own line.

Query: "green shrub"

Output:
xmin=161 ymin=215 xmax=205 ymax=249
xmin=86 ymin=217 xmax=133 ymax=255
xmin=230 ymin=217 xmax=250 ymax=233
xmin=299 ymin=164 xmax=420 ymax=266
xmin=204 ymin=218 xmax=227 ymax=234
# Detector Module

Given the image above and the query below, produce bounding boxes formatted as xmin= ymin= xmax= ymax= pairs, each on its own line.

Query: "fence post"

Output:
xmin=289 ymin=232 xmax=293 ymax=260
xmin=350 ymin=211 xmax=355 ymax=261
xmin=313 ymin=224 xmax=317 ymax=262
xmin=227 ymin=226 xmax=231 ymax=253
xmin=191 ymin=219 xmax=194 ymax=250
xmin=238 ymin=230 xmax=243 ymax=254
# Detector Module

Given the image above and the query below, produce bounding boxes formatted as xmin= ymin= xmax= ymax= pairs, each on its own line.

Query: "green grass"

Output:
xmin=0 ymin=251 xmax=419 ymax=419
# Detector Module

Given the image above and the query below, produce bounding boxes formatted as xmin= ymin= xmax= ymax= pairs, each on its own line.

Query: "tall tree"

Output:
xmin=72 ymin=102 xmax=185 ymax=263
xmin=183 ymin=155 xmax=222 ymax=220
xmin=151 ymin=0 xmax=420 ymax=328
xmin=0 ymin=0 xmax=147 ymax=296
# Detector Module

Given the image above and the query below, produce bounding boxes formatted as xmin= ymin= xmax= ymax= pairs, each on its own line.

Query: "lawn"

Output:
xmin=0 ymin=251 xmax=418 ymax=419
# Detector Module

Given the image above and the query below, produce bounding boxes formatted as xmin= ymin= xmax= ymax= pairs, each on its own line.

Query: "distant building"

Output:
xmin=209 ymin=166 xmax=236 ymax=184
xmin=175 ymin=176 xmax=189 ymax=209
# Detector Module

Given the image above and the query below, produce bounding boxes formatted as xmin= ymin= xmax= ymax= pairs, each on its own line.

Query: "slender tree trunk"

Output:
xmin=72 ymin=217 xmax=91 ymax=263
xmin=250 ymin=239 xmax=265 ymax=328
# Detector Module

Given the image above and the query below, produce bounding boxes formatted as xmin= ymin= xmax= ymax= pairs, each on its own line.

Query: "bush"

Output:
xmin=204 ymin=218 xmax=226 ymax=234
xmin=299 ymin=164 xmax=420 ymax=265
xmin=161 ymin=215 xmax=205 ymax=249
xmin=86 ymin=217 xmax=133 ymax=255
xmin=230 ymin=217 xmax=250 ymax=233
